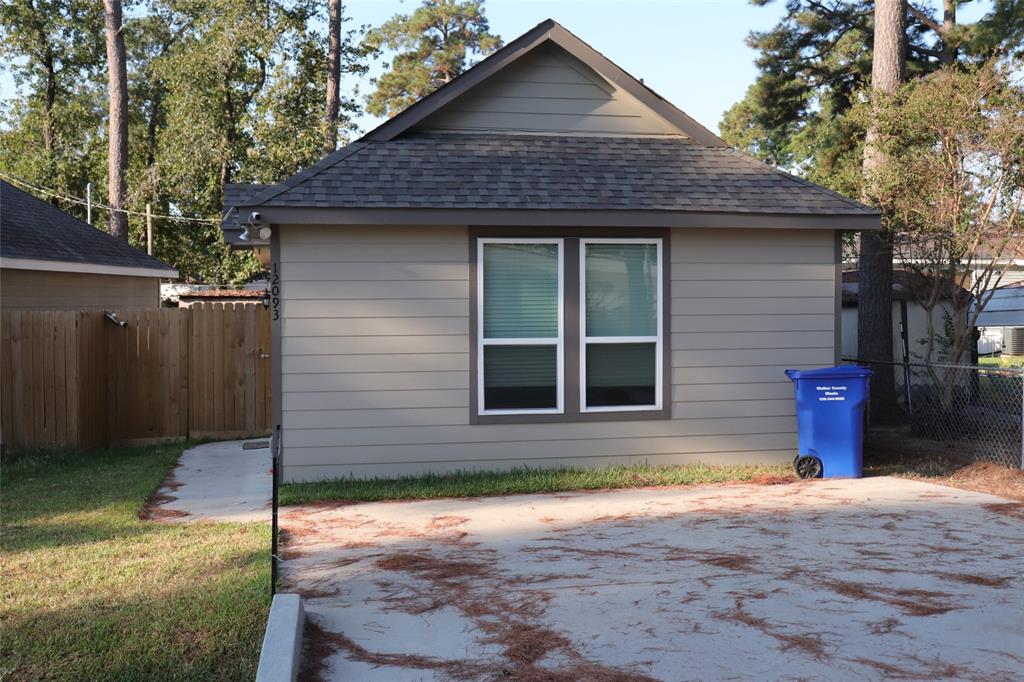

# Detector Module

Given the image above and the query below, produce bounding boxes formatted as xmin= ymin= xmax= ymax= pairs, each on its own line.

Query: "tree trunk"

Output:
xmin=858 ymin=0 xmax=906 ymax=423
xmin=323 ymin=0 xmax=342 ymax=155
xmin=104 ymin=0 xmax=129 ymax=241
xmin=42 ymin=50 xmax=55 ymax=153
xmin=940 ymin=0 xmax=957 ymax=65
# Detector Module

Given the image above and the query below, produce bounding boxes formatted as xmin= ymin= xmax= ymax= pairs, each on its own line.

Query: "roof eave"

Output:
xmin=230 ymin=207 xmax=881 ymax=231
xmin=0 ymin=256 xmax=179 ymax=279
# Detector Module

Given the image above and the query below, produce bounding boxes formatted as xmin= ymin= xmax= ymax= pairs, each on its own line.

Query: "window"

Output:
xmin=477 ymin=239 xmax=564 ymax=414
xmin=581 ymin=239 xmax=662 ymax=411
xmin=473 ymin=233 xmax=665 ymax=422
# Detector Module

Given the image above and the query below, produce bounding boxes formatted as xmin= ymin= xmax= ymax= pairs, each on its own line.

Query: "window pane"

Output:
xmin=586 ymin=343 xmax=656 ymax=407
xmin=585 ymin=243 xmax=657 ymax=337
xmin=484 ymin=345 xmax=557 ymax=410
xmin=483 ymin=243 xmax=559 ymax=339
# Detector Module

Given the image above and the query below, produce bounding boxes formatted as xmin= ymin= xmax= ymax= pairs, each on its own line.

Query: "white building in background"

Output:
xmin=975 ymin=283 xmax=1024 ymax=356
xmin=840 ymin=270 xmax=968 ymax=363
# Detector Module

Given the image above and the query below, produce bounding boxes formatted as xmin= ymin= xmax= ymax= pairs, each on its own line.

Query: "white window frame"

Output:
xmin=579 ymin=237 xmax=663 ymax=413
xmin=477 ymin=238 xmax=564 ymax=416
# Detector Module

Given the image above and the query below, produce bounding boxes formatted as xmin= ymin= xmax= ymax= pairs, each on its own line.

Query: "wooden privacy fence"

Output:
xmin=1 ymin=303 xmax=271 ymax=449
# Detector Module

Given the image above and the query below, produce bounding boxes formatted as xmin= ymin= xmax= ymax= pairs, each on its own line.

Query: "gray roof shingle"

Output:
xmin=248 ymin=133 xmax=877 ymax=215
xmin=1 ymin=180 xmax=177 ymax=273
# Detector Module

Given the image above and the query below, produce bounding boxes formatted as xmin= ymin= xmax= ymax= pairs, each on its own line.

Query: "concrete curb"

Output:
xmin=255 ymin=593 xmax=305 ymax=682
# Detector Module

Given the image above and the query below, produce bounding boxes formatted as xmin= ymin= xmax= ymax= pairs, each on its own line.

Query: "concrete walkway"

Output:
xmin=152 ymin=440 xmax=272 ymax=523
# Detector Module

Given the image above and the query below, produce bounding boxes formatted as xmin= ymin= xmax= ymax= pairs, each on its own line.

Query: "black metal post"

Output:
xmin=271 ymin=425 xmax=280 ymax=596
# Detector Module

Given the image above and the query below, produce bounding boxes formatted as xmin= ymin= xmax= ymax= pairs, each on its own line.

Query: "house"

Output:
xmin=975 ymin=283 xmax=1024 ymax=355
xmin=1 ymin=180 xmax=177 ymax=309
xmin=840 ymin=270 xmax=972 ymax=363
xmin=223 ymin=20 xmax=880 ymax=482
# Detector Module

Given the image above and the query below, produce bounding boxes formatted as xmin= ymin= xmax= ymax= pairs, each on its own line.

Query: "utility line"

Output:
xmin=0 ymin=171 xmax=223 ymax=226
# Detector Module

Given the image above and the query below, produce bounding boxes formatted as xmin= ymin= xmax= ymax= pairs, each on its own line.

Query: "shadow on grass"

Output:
xmin=1 ymin=549 xmax=269 ymax=682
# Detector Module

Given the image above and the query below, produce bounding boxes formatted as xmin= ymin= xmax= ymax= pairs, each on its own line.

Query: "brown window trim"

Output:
xmin=469 ymin=227 xmax=671 ymax=425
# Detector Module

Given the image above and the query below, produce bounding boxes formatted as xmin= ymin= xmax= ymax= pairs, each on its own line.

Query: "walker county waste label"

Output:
xmin=815 ymin=385 xmax=847 ymax=402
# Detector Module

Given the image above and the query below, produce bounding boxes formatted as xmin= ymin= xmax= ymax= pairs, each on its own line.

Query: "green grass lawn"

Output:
xmin=280 ymin=462 xmax=795 ymax=506
xmin=1 ymin=443 xmax=270 ymax=681
xmin=979 ymin=354 xmax=1024 ymax=368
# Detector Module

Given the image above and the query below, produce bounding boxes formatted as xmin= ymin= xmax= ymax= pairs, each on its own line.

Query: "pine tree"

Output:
xmin=363 ymin=0 xmax=501 ymax=118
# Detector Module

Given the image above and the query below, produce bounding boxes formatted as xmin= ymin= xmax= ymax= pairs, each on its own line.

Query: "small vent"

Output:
xmin=1004 ymin=327 xmax=1024 ymax=356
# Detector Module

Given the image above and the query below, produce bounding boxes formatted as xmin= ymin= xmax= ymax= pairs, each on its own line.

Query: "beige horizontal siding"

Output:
xmin=671 ymin=330 xmax=833 ymax=351
xmin=283 ymin=299 xmax=467 ymax=319
xmin=418 ymin=44 xmax=678 ymax=136
xmin=282 ymin=371 xmax=469 ymax=392
xmin=283 ymin=317 xmax=468 ymax=337
xmin=283 ymin=353 xmax=467 ymax=374
xmin=278 ymin=225 xmax=836 ymax=481
xmin=285 ymin=280 xmax=469 ymax=300
xmin=672 ymin=297 xmax=835 ymax=316
xmin=671 ymin=280 xmax=828 ymax=299
xmin=281 ymin=243 xmax=464 ymax=263
xmin=673 ymin=262 xmax=835 ymax=281
xmin=672 ymin=399 xmax=796 ymax=419
xmin=280 ymin=262 xmax=468 ymax=281
xmin=283 ymin=335 xmax=469 ymax=355
xmin=671 ymin=314 xmax=833 ymax=334
xmin=283 ymin=389 xmax=468 ymax=411
xmin=283 ymin=415 xmax=796 ymax=444
xmin=672 ymin=365 xmax=810 ymax=385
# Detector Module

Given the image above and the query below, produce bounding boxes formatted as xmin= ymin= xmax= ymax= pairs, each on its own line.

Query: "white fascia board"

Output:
xmin=0 ymin=257 xmax=178 ymax=279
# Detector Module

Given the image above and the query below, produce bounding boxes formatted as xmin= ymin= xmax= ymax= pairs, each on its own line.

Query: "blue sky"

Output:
xmin=0 ymin=1 xmax=993 ymax=136
xmin=342 ymin=0 xmax=991 ymax=135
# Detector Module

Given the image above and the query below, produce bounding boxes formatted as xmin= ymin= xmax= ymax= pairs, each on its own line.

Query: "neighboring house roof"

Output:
xmin=841 ymin=270 xmax=970 ymax=306
xmin=1 ymin=180 xmax=178 ymax=278
xmin=973 ymin=282 xmax=1024 ymax=327
xmin=224 ymin=19 xmax=880 ymax=235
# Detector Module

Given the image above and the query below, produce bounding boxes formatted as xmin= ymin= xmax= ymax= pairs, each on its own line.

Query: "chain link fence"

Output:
xmin=844 ymin=358 xmax=1024 ymax=469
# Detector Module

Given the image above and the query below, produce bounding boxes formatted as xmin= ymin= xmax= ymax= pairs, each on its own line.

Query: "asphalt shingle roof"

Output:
xmin=250 ymin=133 xmax=877 ymax=215
xmin=0 ymin=180 xmax=176 ymax=272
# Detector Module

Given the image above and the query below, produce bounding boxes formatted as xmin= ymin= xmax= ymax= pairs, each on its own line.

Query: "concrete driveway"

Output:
xmin=282 ymin=477 xmax=1024 ymax=681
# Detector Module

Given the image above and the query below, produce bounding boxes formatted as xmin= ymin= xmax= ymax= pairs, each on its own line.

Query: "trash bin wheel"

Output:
xmin=794 ymin=455 xmax=823 ymax=479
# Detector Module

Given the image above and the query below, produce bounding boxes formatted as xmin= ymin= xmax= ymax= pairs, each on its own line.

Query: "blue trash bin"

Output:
xmin=784 ymin=365 xmax=873 ymax=479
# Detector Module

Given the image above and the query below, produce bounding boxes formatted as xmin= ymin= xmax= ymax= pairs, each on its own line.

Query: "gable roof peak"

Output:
xmin=360 ymin=18 xmax=725 ymax=147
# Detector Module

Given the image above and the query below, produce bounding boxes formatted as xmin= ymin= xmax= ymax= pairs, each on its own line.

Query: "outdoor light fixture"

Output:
xmin=239 ymin=211 xmax=271 ymax=242
xmin=261 ymin=290 xmax=271 ymax=309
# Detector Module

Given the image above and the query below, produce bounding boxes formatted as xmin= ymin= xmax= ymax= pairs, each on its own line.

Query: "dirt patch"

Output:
xmin=139 ymin=470 xmax=185 ymax=520
xmin=864 ymin=429 xmax=1024 ymax=501
xmin=823 ymin=579 xmax=959 ymax=617
xmin=428 ymin=515 xmax=470 ymax=530
xmin=936 ymin=572 xmax=1014 ymax=588
xmin=376 ymin=552 xmax=492 ymax=582
xmin=982 ymin=502 xmax=1024 ymax=521
xmin=695 ymin=553 xmax=756 ymax=571
xmin=300 ymin=619 xmax=486 ymax=682
xmin=750 ymin=473 xmax=797 ymax=486
xmin=365 ymin=547 xmax=661 ymax=681
xmin=717 ymin=599 xmax=827 ymax=659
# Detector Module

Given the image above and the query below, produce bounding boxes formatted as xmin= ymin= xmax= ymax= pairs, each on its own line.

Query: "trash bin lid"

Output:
xmin=785 ymin=365 xmax=873 ymax=381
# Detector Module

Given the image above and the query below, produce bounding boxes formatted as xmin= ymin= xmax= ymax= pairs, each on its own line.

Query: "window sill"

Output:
xmin=472 ymin=408 xmax=669 ymax=425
